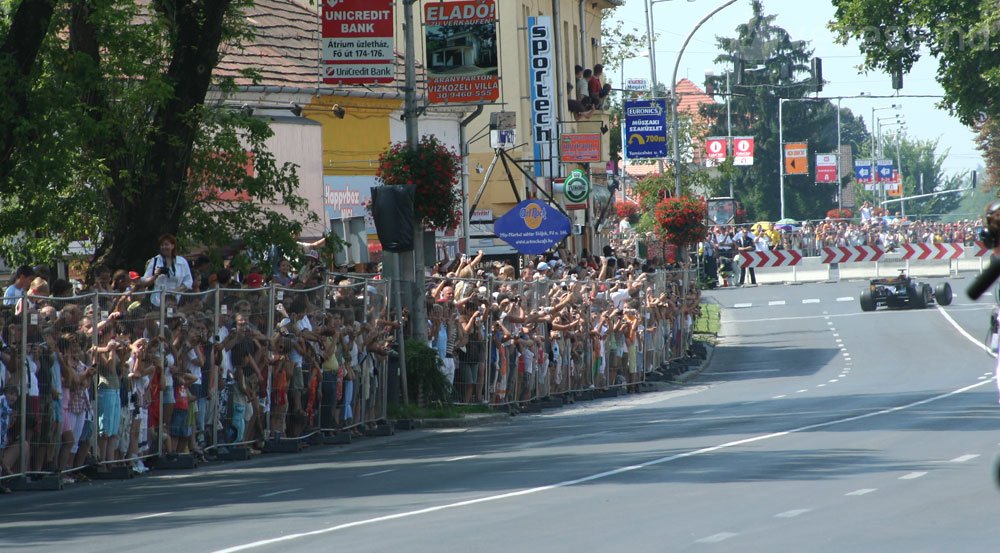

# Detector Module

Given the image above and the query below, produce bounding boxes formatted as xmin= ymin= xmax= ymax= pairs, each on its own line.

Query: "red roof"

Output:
xmin=674 ymin=78 xmax=715 ymax=117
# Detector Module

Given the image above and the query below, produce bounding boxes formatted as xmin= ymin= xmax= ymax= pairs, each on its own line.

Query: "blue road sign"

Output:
xmin=624 ymin=99 xmax=668 ymax=160
xmin=854 ymin=159 xmax=873 ymax=184
xmin=875 ymin=159 xmax=894 ymax=183
xmin=493 ymin=200 xmax=571 ymax=255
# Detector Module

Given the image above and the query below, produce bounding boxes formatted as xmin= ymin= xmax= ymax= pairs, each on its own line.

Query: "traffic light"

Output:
xmin=734 ymin=57 xmax=744 ymax=85
xmin=891 ymin=68 xmax=903 ymax=90
xmin=811 ymin=57 xmax=823 ymax=92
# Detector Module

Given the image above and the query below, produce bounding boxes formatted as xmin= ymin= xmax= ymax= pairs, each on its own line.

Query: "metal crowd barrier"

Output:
xmin=1 ymin=275 xmax=391 ymax=488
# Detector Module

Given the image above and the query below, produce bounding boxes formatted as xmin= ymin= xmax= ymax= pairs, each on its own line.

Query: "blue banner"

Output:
xmin=493 ymin=200 xmax=570 ymax=255
xmin=624 ymin=99 xmax=668 ymax=160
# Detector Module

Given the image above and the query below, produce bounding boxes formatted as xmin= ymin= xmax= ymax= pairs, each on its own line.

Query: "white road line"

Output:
xmin=846 ymin=488 xmax=877 ymax=496
xmin=734 ymin=303 xmax=753 ymax=308
xmin=950 ymin=454 xmax=980 ymax=463
xmin=835 ymin=339 xmax=843 ymax=343
xmin=772 ymin=394 xmax=787 ymax=399
xmin=899 ymin=472 xmax=927 ymax=480
xmin=817 ymin=384 xmax=827 ymax=388
xmin=696 ymin=532 xmax=738 ymax=543
xmin=694 ymin=409 xmax=714 ymax=414
xmin=211 ymin=380 xmax=997 ymax=553
xmin=132 ymin=512 xmax=174 ymax=520
xmin=768 ymin=300 xmax=786 ymax=306
xmin=832 ymin=333 xmax=840 ymax=337
xmin=709 ymin=369 xmax=781 ymax=375
xmin=447 ymin=455 xmax=480 ymax=462
xmin=259 ymin=488 xmax=303 ymax=498
xmin=360 ymin=470 xmax=395 ymax=478
xmin=827 ymin=321 xmax=834 ymax=325
xmin=803 ymin=299 xmax=821 ymax=304
xmin=775 ymin=509 xmax=811 ymax=518
xmin=829 ymin=379 xmax=839 ymax=383
xmin=796 ymin=389 xmax=808 ymax=393
xmin=837 ymin=297 xmax=854 ymax=302
xmin=936 ymin=305 xmax=997 ymax=357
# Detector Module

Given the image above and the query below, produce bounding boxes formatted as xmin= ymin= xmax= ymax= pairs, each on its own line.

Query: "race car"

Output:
xmin=859 ymin=270 xmax=953 ymax=311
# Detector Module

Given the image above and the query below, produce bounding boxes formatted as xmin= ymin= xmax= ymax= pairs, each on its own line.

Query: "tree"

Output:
xmin=0 ymin=0 xmax=316 ymax=270
xmin=829 ymin=0 xmax=1000 ymax=127
xmin=976 ymin=116 xmax=1000 ymax=191
xmin=700 ymin=0 xmax=871 ymax=221
xmin=601 ymin=7 xmax=646 ymax=166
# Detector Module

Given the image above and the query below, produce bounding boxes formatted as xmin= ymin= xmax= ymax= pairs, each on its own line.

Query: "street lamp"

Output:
xmin=670 ymin=0 xmax=742 ymax=197
xmin=870 ymin=104 xmax=900 ymax=157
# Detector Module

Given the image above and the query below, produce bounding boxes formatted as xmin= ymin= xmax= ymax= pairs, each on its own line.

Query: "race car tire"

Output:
xmin=909 ymin=285 xmax=927 ymax=309
xmin=860 ymin=290 xmax=876 ymax=312
xmin=934 ymin=282 xmax=953 ymax=306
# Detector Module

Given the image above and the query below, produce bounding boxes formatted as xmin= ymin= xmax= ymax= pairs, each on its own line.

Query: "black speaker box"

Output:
xmin=370 ymin=185 xmax=415 ymax=253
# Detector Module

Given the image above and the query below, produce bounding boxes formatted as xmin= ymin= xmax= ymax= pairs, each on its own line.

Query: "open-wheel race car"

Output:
xmin=859 ymin=270 xmax=953 ymax=311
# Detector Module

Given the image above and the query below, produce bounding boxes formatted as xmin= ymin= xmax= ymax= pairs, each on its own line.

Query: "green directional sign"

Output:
xmin=563 ymin=169 xmax=591 ymax=203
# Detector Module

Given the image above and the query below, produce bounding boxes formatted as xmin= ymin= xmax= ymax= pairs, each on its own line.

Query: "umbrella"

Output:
xmin=776 ymin=217 xmax=797 ymax=225
xmin=775 ymin=224 xmax=798 ymax=231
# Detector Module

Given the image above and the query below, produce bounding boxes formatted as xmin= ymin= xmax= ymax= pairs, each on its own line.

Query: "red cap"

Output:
xmin=129 ymin=271 xmax=141 ymax=280
xmin=246 ymin=273 xmax=264 ymax=289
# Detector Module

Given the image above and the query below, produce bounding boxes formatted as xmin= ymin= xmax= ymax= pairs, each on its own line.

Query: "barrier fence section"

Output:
xmin=0 ymin=277 xmax=390 ymax=487
xmin=427 ymin=269 xmax=699 ymax=409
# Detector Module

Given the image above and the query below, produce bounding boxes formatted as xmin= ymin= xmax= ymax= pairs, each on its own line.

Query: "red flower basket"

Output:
xmin=374 ymin=135 xmax=462 ymax=231
xmin=653 ymin=196 xmax=708 ymax=248
xmin=615 ymin=200 xmax=640 ymax=220
xmin=826 ymin=208 xmax=854 ymax=220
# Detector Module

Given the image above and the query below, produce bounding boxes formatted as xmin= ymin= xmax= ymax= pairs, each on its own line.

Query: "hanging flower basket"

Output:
xmin=374 ymin=135 xmax=462 ymax=231
xmin=826 ymin=208 xmax=854 ymax=220
xmin=654 ymin=195 xmax=708 ymax=248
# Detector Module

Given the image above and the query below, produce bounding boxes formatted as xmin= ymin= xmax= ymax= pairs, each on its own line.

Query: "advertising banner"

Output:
xmin=705 ymin=137 xmax=727 ymax=162
xmin=733 ymin=137 xmax=754 ymax=166
xmin=425 ymin=0 xmax=499 ymax=104
xmin=560 ymin=133 xmax=602 ymax=163
xmin=528 ymin=16 xmax=557 ymax=177
xmin=321 ymin=0 xmax=394 ymax=85
xmin=493 ymin=199 xmax=571 ymax=255
xmin=624 ymin=99 xmax=668 ymax=160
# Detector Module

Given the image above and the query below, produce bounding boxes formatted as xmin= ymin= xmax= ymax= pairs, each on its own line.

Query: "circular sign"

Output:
xmin=735 ymin=138 xmax=752 ymax=152
xmin=563 ymin=170 xmax=591 ymax=203
xmin=708 ymin=140 xmax=724 ymax=154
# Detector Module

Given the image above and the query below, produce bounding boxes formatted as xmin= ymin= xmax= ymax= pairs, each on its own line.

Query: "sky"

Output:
xmin=608 ymin=0 xmax=984 ymax=176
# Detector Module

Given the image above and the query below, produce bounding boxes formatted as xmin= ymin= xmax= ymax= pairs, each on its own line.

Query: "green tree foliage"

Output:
xmin=700 ymin=0 xmax=871 ymax=221
xmin=829 ymin=0 xmax=1000 ymax=127
xmin=0 ymin=0 xmax=316 ymax=270
xmin=601 ymin=6 xmax=646 ymax=165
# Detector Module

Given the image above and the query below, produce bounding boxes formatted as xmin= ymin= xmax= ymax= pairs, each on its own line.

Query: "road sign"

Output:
xmin=784 ymin=142 xmax=808 ymax=175
xmin=733 ymin=137 xmax=754 ymax=166
xmin=563 ymin=170 xmax=591 ymax=203
xmin=625 ymin=78 xmax=649 ymax=91
xmin=624 ymin=99 xmax=668 ymax=160
xmin=854 ymin=159 xmax=873 ymax=184
xmin=705 ymin=137 xmax=727 ymax=162
xmin=875 ymin=159 xmax=894 ymax=183
xmin=815 ymin=154 xmax=838 ymax=183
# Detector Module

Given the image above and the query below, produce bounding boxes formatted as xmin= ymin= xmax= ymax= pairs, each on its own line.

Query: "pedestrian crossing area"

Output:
xmin=733 ymin=297 xmax=855 ymax=308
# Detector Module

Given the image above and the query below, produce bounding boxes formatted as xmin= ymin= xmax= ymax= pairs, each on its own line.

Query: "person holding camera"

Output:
xmin=141 ymin=233 xmax=193 ymax=308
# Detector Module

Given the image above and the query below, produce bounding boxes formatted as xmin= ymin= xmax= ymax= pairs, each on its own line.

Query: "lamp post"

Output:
xmin=670 ymin=0 xmax=741 ymax=197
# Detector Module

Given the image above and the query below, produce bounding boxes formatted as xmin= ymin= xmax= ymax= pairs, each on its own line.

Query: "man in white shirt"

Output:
xmin=142 ymin=234 xmax=193 ymax=308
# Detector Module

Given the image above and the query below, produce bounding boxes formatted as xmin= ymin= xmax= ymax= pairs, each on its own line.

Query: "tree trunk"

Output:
xmin=93 ymin=0 xmax=233 ymax=271
xmin=0 ymin=0 xmax=58 ymax=185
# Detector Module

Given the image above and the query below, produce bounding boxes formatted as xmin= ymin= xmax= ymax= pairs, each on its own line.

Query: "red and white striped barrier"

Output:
xmin=821 ymin=246 xmax=885 ymax=264
xmin=901 ymin=243 xmax=964 ymax=260
xmin=739 ymin=249 xmax=803 ymax=268
xmin=973 ymin=241 xmax=992 ymax=257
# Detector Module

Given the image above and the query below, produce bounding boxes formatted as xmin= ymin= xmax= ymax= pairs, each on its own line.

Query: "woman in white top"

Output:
xmin=142 ymin=234 xmax=193 ymax=308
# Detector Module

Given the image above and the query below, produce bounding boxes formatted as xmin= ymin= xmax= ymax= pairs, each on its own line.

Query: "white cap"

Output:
xmin=536 ymin=261 xmax=551 ymax=271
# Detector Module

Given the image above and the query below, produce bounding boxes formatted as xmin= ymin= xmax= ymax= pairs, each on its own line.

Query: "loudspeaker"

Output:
xmin=370 ymin=185 xmax=415 ymax=252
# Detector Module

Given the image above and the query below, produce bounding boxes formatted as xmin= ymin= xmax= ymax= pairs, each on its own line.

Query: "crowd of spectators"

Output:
xmin=0 ymin=234 xmax=397 ymax=491
xmin=425 ymin=245 xmax=701 ymax=409
xmin=568 ymin=63 xmax=612 ymax=119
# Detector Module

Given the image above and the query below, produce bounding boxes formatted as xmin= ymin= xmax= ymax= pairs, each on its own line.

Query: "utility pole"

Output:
xmin=403 ymin=0 xmax=426 ymax=341
xmin=726 ymin=68 xmax=733 ymax=198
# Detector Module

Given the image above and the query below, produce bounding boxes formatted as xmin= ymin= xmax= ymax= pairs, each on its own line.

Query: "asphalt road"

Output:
xmin=3 ymin=277 xmax=999 ymax=553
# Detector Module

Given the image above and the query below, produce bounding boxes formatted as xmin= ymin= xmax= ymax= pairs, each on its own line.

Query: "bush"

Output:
xmin=404 ymin=338 xmax=451 ymax=406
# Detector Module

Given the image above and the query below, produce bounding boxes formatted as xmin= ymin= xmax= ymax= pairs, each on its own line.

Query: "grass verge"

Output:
xmin=692 ymin=302 xmax=721 ymax=345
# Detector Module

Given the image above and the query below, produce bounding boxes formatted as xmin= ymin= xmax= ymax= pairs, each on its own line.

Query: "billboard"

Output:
xmin=560 ymin=133 xmax=602 ymax=163
xmin=493 ymin=200 xmax=571 ymax=255
xmin=528 ymin=16 xmax=556 ymax=177
xmin=321 ymin=0 xmax=394 ymax=85
xmin=624 ymin=99 xmax=668 ymax=160
xmin=425 ymin=1 xmax=499 ymax=104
